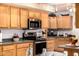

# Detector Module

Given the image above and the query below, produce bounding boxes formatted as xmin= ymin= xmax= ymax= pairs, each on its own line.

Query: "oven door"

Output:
xmin=35 ymin=41 xmax=46 ymax=55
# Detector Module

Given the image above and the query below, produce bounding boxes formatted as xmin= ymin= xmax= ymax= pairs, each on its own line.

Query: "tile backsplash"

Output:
xmin=1 ymin=29 xmax=24 ymax=39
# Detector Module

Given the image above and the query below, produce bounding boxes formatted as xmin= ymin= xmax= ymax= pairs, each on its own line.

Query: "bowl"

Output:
xmin=13 ymin=38 xmax=19 ymax=42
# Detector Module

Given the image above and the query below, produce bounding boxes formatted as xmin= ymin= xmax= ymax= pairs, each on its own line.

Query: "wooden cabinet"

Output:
xmin=75 ymin=3 xmax=79 ymax=28
xmin=29 ymin=10 xmax=40 ymax=19
xmin=16 ymin=43 xmax=30 ymax=56
xmin=47 ymin=38 xmax=56 ymax=51
xmin=0 ymin=5 xmax=10 ymax=28
xmin=49 ymin=17 xmax=57 ymax=29
xmin=62 ymin=16 xmax=72 ymax=29
xmin=10 ymin=7 xmax=20 ymax=28
xmin=0 ymin=51 xmax=2 ymax=56
xmin=16 ymin=42 xmax=33 ymax=56
xmin=17 ymin=43 xmax=29 ymax=48
xmin=57 ymin=16 xmax=63 ymax=28
xmin=57 ymin=15 xmax=72 ymax=29
xmin=54 ymin=38 xmax=70 ymax=52
xmin=47 ymin=38 xmax=70 ymax=52
xmin=20 ymin=8 xmax=28 ymax=28
xmin=0 ymin=46 xmax=2 ymax=56
xmin=17 ymin=48 xmax=28 ymax=56
xmin=41 ymin=12 xmax=49 ymax=29
xmin=3 ymin=44 xmax=16 ymax=56
xmin=3 ymin=49 xmax=16 ymax=56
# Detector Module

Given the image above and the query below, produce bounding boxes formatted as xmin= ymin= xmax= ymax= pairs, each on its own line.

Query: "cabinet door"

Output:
xmin=57 ymin=16 xmax=63 ymax=28
xmin=34 ymin=11 xmax=41 ymax=19
xmin=41 ymin=12 xmax=48 ymax=29
xmin=20 ymin=9 xmax=28 ymax=28
xmin=0 ymin=46 xmax=2 ymax=56
xmin=17 ymin=48 xmax=29 ymax=56
xmin=47 ymin=40 xmax=55 ymax=51
xmin=3 ymin=44 xmax=16 ymax=51
xmin=62 ymin=16 xmax=72 ymax=29
xmin=49 ymin=17 xmax=57 ymax=29
xmin=17 ymin=43 xmax=29 ymax=49
xmin=76 ymin=3 xmax=79 ymax=28
xmin=54 ymin=38 xmax=65 ymax=52
xmin=0 ymin=5 xmax=10 ymax=28
xmin=29 ymin=10 xmax=40 ymax=19
xmin=29 ymin=10 xmax=35 ymax=18
xmin=3 ymin=49 xmax=16 ymax=56
xmin=11 ymin=7 xmax=20 ymax=28
xmin=0 ymin=51 xmax=2 ymax=56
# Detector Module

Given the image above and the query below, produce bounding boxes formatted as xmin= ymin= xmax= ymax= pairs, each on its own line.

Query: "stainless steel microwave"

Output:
xmin=28 ymin=18 xmax=41 ymax=29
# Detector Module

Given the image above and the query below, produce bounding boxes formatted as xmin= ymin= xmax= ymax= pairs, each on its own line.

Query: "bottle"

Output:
xmin=42 ymin=48 xmax=47 ymax=56
xmin=0 ymin=30 xmax=2 ymax=42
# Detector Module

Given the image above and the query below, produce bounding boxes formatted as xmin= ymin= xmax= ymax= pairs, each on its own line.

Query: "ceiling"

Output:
xmin=7 ymin=3 xmax=74 ymax=13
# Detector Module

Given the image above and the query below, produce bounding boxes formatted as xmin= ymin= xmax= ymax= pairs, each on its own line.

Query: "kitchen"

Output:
xmin=0 ymin=3 xmax=78 ymax=56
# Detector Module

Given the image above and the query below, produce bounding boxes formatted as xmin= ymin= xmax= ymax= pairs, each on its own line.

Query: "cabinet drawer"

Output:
xmin=47 ymin=48 xmax=54 ymax=51
xmin=17 ymin=43 xmax=29 ymax=48
xmin=47 ymin=40 xmax=54 ymax=43
xmin=3 ymin=44 xmax=16 ymax=51
xmin=17 ymin=48 xmax=28 ymax=56
xmin=3 ymin=49 xmax=16 ymax=56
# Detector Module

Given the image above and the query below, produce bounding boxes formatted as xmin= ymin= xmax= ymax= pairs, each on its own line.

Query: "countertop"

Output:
xmin=47 ymin=36 xmax=72 ymax=38
xmin=47 ymin=36 xmax=71 ymax=40
xmin=58 ymin=45 xmax=79 ymax=50
xmin=0 ymin=40 xmax=34 ymax=46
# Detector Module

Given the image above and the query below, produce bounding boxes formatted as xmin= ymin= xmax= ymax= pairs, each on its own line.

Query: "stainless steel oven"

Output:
xmin=35 ymin=40 xmax=46 ymax=55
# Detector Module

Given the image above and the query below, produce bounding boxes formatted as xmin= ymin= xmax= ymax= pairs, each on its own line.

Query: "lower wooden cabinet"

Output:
xmin=47 ymin=38 xmax=70 ymax=52
xmin=17 ymin=48 xmax=29 ymax=56
xmin=47 ymin=40 xmax=55 ymax=51
xmin=0 ymin=42 xmax=34 ymax=56
xmin=3 ymin=49 xmax=16 ymax=56
xmin=16 ymin=42 xmax=33 ymax=56
xmin=0 ymin=51 xmax=2 ymax=56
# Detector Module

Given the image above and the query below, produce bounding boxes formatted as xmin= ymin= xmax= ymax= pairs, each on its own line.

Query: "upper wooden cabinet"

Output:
xmin=49 ymin=17 xmax=57 ymax=29
xmin=10 ymin=7 xmax=20 ymax=28
xmin=62 ymin=16 xmax=72 ymax=29
xmin=41 ymin=12 xmax=49 ymax=29
xmin=29 ymin=10 xmax=41 ymax=19
xmin=57 ymin=15 xmax=72 ymax=29
xmin=75 ymin=3 xmax=79 ymax=28
xmin=20 ymin=8 xmax=28 ymax=28
xmin=0 ymin=5 xmax=10 ymax=28
xmin=57 ymin=16 xmax=63 ymax=28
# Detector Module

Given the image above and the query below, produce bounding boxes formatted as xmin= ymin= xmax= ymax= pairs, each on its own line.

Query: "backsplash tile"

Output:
xmin=1 ymin=29 xmax=24 ymax=39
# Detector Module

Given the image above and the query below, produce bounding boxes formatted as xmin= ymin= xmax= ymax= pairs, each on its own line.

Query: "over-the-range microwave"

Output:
xmin=28 ymin=18 xmax=41 ymax=29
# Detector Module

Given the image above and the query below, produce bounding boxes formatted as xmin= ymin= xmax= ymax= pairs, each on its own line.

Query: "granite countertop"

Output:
xmin=0 ymin=40 xmax=34 ymax=46
xmin=58 ymin=45 xmax=79 ymax=50
xmin=47 ymin=36 xmax=72 ymax=38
